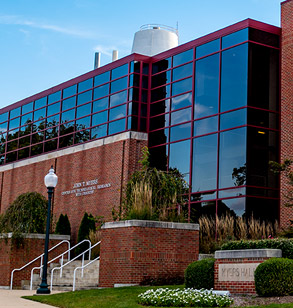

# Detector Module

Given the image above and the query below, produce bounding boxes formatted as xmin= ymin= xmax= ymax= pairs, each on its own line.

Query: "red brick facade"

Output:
xmin=99 ymin=221 xmax=199 ymax=288
xmin=280 ymin=0 xmax=293 ymax=228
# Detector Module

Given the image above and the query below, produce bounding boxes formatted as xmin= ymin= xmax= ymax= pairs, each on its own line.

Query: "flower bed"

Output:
xmin=138 ymin=288 xmax=233 ymax=307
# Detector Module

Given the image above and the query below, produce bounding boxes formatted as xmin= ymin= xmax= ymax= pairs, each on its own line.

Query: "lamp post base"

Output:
xmin=36 ymin=282 xmax=51 ymax=294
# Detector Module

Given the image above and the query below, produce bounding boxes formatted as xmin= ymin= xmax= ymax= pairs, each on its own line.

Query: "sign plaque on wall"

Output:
xmin=218 ymin=263 xmax=260 ymax=282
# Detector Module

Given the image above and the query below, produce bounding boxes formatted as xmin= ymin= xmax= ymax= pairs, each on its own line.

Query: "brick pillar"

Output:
xmin=280 ymin=0 xmax=293 ymax=228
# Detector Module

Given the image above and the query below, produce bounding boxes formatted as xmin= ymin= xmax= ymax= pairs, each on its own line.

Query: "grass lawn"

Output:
xmin=23 ymin=286 xmax=293 ymax=308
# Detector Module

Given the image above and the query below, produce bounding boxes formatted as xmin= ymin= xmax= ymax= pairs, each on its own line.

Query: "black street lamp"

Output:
xmin=36 ymin=165 xmax=58 ymax=295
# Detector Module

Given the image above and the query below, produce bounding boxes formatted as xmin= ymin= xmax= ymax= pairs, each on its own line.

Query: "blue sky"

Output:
xmin=0 ymin=0 xmax=282 ymax=109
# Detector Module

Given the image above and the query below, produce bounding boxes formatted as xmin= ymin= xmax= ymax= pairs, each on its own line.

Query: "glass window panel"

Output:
xmin=150 ymin=99 xmax=170 ymax=116
xmin=110 ymin=90 xmax=127 ymax=107
xmin=192 ymin=134 xmax=218 ymax=192
xmin=34 ymin=107 xmax=46 ymax=121
xmin=171 ymin=93 xmax=192 ymax=111
xmin=249 ymin=28 xmax=280 ymax=48
xmin=218 ymin=198 xmax=246 ymax=218
xmin=150 ymin=113 xmax=169 ymax=131
xmin=32 ymin=120 xmax=45 ymax=132
xmin=246 ymin=197 xmax=278 ymax=222
xmin=0 ymin=122 xmax=7 ymax=133
xmin=18 ymin=147 xmax=30 ymax=159
xmin=152 ymin=70 xmax=171 ymax=88
xmin=141 ymin=103 xmax=147 ymax=116
xmin=194 ymin=53 xmax=220 ymax=119
xmin=149 ymin=145 xmax=168 ymax=170
xmin=128 ymin=102 xmax=139 ymax=116
xmin=78 ymin=78 xmax=93 ymax=93
xmin=109 ymin=104 xmax=126 ymax=121
xmin=172 ymin=78 xmax=192 ymax=96
xmin=48 ymin=91 xmax=61 ymax=104
xmin=77 ymin=90 xmax=92 ymax=106
xmin=47 ymin=102 xmax=60 ymax=116
xmin=141 ymin=90 xmax=148 ymax=103
xmin=44 ymin=139 xmax=57 ymax=152
xmin=59 ymin=134 xmax=74 ymax=148
xmin=9 ymin=117 xmax=20 ymax=130
xmin=32 ymin=131 xmax=44 ymax=144
xmin=142 ymin=76 xmax=148 ymax=89
xmin=221 ymin=44 xmax=248 ymax=112
xmin=170 ymin=107 xmax=191 ymax=125
xmin=194 ymin=116 xmax=218 ymax=136
xmin=31 ymin=144 xmax=43 ymax=156
xmin=75 ymin=129 xmax=90 ymax=144
xmin=0 ymin=112 xmax=8 ymax=124
xmin=93 ymin=97 xmax=108 ymax=113
xmin=62 ymin=96 xmax=76 ymax=111
xmin=76 ymin=103 xmax=91 ymax=119
xmin=22 ymin=102 xmax=33 ymax=114
xmin=149 ymin=128 xmax=169 ymax=146
xmin=191 ymin=192 xmax=216 ymax=202
xmin=196 ymin=39 xmax=220 ymax=58
xmin=108 ymin=118 xmax=125 ymax=135
xmin=219 ymin=128 xmax=246 ymax=189
xmin=130 ymin=61 xmax=140 ymax=73
xmin=45 ymin=127 xmax=59 ymax=140
xmin=169 ymin=140 xmax=190 ymax=182
xmin=152 ymin=58 xmax=171 ymax=74
xmin=60 ymin=120 xmax=75 ymax=136
xmin=173 ymin=49 xmax=193 ymax=67
xmin=93 ymin=84 xmax=109 ymax=100
xmin=91 ymin=124 xmax=107 ymax=139
xmin=218 ymin=187 xmax=245 ymax=198
xmin=10 ymin=107 xmax=21 ymax=119
xmin=142 ymin=63 xmax=149 ymax=75
xmin=7 ymin=129 xmax=19 ymax=141
xmin=7 ymin=138 xmax=18 ymax=151
xmin=76 ymin=116 xmax=91 ymax=129
xmin=110 ymin=76 xmax=128 ymax=94
xmin=92 ymin=111 xmax=108 ymax=126
xmin=94 ymin=71 xmax=110 ymax=87
xmin=151 ymin=85 xmax=170 ymax=102
xmin=6 ymin=151 xmax=17 ymax=163
xmin=46 ymin=114 xmax=59 ymax=127
xmin=61 ymin=108 xmax=75 ymax=124
xmin=222 ymin=28 xmax=249 ymax=49
xmin=247 ymin=109 xmax=278 ymax=129
xmin=19 ymin=123 xmax=32 ymax=135
xmin=111 ymin=63 xmax=128 ymax=80
xmin=21 ymin=113 xmax=33 ymax=126
xmin=220 ymin=108 xmax=247 ymax=131
xmin=172 ymin=63 xmax=193 ymax=82
xmin=63 ymin=84 xmax=77 ymax=99
xmin=170 ymin=122 xmax=191 ymax=142
xmin=35 ymin=97 xmax=47 ymax=109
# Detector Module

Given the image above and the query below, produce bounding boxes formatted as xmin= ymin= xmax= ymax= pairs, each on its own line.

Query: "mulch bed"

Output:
xmin=231 ymin=295 xmax=293 ymax=307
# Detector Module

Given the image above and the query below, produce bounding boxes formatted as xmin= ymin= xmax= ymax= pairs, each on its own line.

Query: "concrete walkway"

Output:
xmin=0 ymin=290 xmax=62 ymax=307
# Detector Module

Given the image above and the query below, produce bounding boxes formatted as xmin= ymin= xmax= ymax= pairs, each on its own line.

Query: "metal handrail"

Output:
xmin=30 ymin=239 xmax=91 ymax=290
xmin=72 ymin=241 xmax=101 ymax=291
xmin=10 ymin=239 xmax=70 ymax=290
xmin=50 ymin=239 xmax=92 ymax=291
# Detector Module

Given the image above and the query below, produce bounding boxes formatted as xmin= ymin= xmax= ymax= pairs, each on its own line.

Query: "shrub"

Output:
xmin=254 ymin=258 xmax=293 ymax=296
xmin=184 ymin=258 xmax=215 ymax=289
xmin=55 ymin=214 xmax=71 ymax=236
xmin=76 ymin=212 xmax=96 ymax=255
xmin=220 ymin=238 xmax=293 ymax=259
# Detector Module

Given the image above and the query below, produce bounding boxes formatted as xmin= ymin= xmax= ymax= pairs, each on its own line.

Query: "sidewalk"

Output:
xmin=0 ymin=290 xmax=62 ymax=307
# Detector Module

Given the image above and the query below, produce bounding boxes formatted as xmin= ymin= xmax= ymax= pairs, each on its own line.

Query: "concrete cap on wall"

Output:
xmin=215 ymin=249 xmax=282 ymax=259
xmin=0 ymin=233 xmax=70 ymax=241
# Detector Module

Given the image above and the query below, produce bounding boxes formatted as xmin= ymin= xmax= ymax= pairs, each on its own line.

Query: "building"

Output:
xmin=0 ymin=0 xmax=292 ymax=240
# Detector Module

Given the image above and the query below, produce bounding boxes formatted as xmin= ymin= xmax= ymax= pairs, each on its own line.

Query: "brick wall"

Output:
xmin=99 ymin=221 xmax=199 ymax=288
xmin=0 ymin=234 xmax=69 ymax=288
xmin=280 ymin=0 xmax=293 ymax=228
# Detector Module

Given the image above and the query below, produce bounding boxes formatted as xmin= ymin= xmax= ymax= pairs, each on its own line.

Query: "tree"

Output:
xmin=55 ymin=214 xmax=71 ymax=236
xmin=76 ymin=213 xmax=96 ymax=255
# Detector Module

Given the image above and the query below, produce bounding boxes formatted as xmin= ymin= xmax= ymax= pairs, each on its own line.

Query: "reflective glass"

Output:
xmin=22 ymin=102 xmax=33 ymax=114
xmin=18 ymin=147 xmax=30 ymax=159
xmin=93 ymin=97 xmax=108 ymax=113
xmin=171 ymin=93 xmax=192 ymax=111
xmin=149 ymin=113 xmax=169 ymax=131
xmin=46 ymin=114 xmax=59 ymax=127
xmin=194 ymin=53 xmax=219 ymax=119
xmin=128 ymin=102 xmax=138 ymax=116
xmin=34 ymin=108 xmax=46 ymax=121
xmin=169 ymin=140 xmax=190 ymax=182
xmin=92 ymin=111 xmax=108 ymax=126
xmin=141 ymin=90 xmax=148 ymax=103
xmin=19 ymin=123 xmax=32 ymax=136
xmin=110 ymin=77 xmax=128 ymax=94
xmin=246 ymin=197 xmax=278 ymax=222
xmin=93 ymin=84 xmax=109 ymax=100
xmin=62 ymin=96 xmax=76 ymax=111
xmin=75 ymin=129 xmax=90 ymax=143
xmin=222 ymin=28 xmax=249 ymax=49
xmin=219 ymin=128 xmax=246 ymax=188
xmin=10 ymin=107 xmax=21 ymax=119
xmin=48 ymin=91 xmax=61 ymax=104
xmin=152 ymin=58 xmax=171 ymax=74
xmin=7 ymin=128 xmax=19 ymax=141
xmin=218 ymin=198 xmax=245 ymax=218
xmin=130 ymin=61 xmax=140 ymax=73
xmin=63 ymin=84 xmax=77 ymax=98
xmin=35 ymin=97 xmax=47 ymax=109
xmin=249 ymin=28 xmax=280 ymax=48
xmin=109 ymin=104 xmax=126 ymax=121
xmin=32 ymin=131 xmax=44 ymax=144
xmin=194 ymin=116 xmax=218 ymax=136
xmin=60 ymin=120 xmax=75 ymax=135
xmin=128 ymin=116 xmax=138 ymax=131
xmin=32 ymin=120 xmax=45 ymax=132
xmin=141 ymin=103 xmax=147 ymax=116
xmin=247 ymin=109 xmax=278 ymax=129
xmin=170 ymin=122 xmax=191 ymax=142
xmin=61 ymin=108 xmax=75 ymax=123
xmin=77 ymin=90 xmax=92 ymax=105
xmin=6 ymin=151 xmax=17 ymax=162
xmin=44 ymin=139 xmax=57 ymax=152
xmin=170 ymin=107 xmax=191 ymax=125
xmin=9 ymin=117 xmax=20 ymax=130
xmin=221 ymin=44 xmax=248 ymax=112
xmin=142 ymin=76 xmax=148 ymax=89
xmin=218 ymin=187 xmax=245 ymax=198
xmin=112 ymin=64 xmax=128 ymax=80
xmin=196 ymin=39 xmax=220 ymax=58
xmin=31 ymin=144 xmax=43 ymax=156
xmin=143 ymin=63 xmax=149 ymax=75
xmin=151 ymin=85 xmax=170 ymax=102
xmin=150 ymin=99 xmax=170 ymax=116
xmin=190 ymin=192 xmax=216 ymax=202
xmin=78 ymin=78 xmax=93 ymax=93
xmin=189 ymin=201 xmax=216 ymax=221
xmin=21 ymin=112 xmax=33 ymax=126
xmin=220 ymin=108 xmax=247 ymax=130
xmin=149 ymin=145 xmax=168 ymax=170
xmin=45 ymin=127 xmax=58 ymax=140
xmin=76 ymin=103 xmax=91 ymax=118
xmin=129 ymin=88 xmax=139 ymax=101
xmin=47 ymin=102 xmax=60 ymax=116
xmin=59 ymin=134 xmax=73 ymax=148
xmin=94 ymin=71 xmax=110 ymax=87
xmin=192 ymin=134 xmax=218 ymax=192
xmin=129 ymin=74 xmax=139 ymax=87
xmin=76 ymin=116 xmax=91 ymax=129
xmin=148 ymin=128 xmax=168 ymax=146
xmin=0 ymin=122 xmax=7 ymax=133
xmin=172 ymin=78 xmax=192 ymax=96
xmin=152 ymin=70 xmax=171 ymax=88
xmin=0 ymin=112 xmax=8 ymax=124
xmin=172 ymin=63 xmax=193 ymax=82
xmin=91 ymin=124 xmax=107 ymax=139
xmin=7 ymin=139 xmax=18 ymax=151
xmin=108 ymin=118 xmax=125 ymax=135
xmin=173 ymin=49 xmax=193 ymax=67
xmin=110 ymin=90 xmax=127 ymax=107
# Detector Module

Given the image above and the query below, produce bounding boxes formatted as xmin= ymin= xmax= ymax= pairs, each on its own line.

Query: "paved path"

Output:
xmin=0 ymin=290 xmax=61 ymax=308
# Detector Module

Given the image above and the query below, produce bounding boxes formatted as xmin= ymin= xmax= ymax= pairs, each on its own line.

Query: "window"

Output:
xmin=196 ymin=39 xmax=220 ymax=59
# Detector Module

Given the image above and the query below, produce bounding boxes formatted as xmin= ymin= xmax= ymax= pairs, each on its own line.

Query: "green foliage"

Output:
xmin=254 ymin=258 xmax=293 ymax=296
xmin=184 ymin=258 xmax=215 ymax=289
xmin=0 ymin=192 xmax=47 ymax=240
xmin=76 ymin=213 xmax=96 ymax=254
xmin=220 ymin=238 xmax=293 ymax=259
xmin=55 ymin=214 xmax=71 ymax=236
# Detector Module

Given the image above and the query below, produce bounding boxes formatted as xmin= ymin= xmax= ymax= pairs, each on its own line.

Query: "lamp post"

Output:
xmin=36 ymin=165 xmax=58 ymax=295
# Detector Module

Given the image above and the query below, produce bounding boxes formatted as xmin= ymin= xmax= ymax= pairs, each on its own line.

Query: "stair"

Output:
xmin=21 ymin=259 xmax=100 ymax=291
